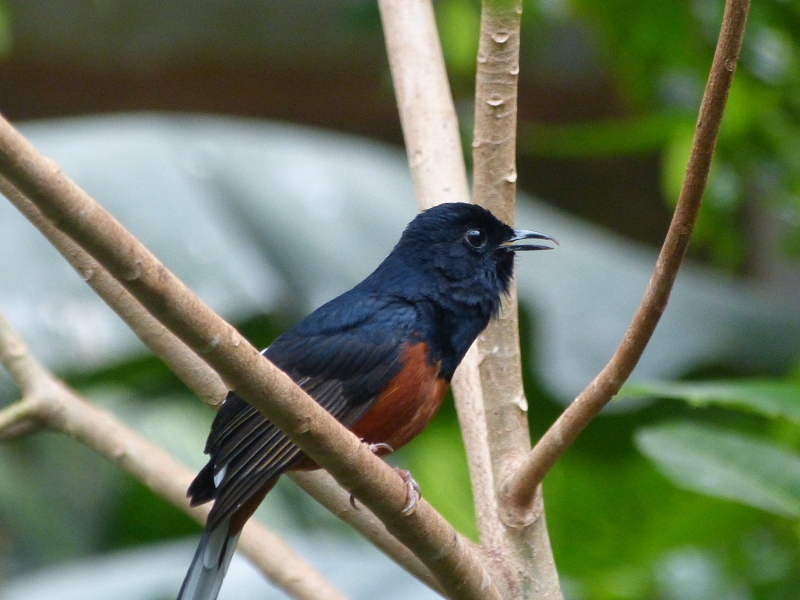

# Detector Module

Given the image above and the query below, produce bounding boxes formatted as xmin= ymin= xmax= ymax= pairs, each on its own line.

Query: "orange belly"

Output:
xmin=350 ymin=342 xmax=448 ymax=451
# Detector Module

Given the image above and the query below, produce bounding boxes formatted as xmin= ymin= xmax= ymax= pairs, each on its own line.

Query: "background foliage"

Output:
xmin=0 ymin=1 xmax=799 ymax=600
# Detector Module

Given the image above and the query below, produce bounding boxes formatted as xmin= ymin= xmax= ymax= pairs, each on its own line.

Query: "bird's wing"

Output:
xmin=190 ymin=298 xmax=418 ymax=527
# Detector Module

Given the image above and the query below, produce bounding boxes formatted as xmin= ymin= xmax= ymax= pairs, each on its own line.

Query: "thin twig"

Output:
xmin=0 ymin=116 xmax=500 ymax=600
xmin=0 ymin=309 xmax=349 ymax=600
xmin=504 ymin=0 xmax=752 ymax=511
xmin=0 ymin=396 xmax=40 ymax=439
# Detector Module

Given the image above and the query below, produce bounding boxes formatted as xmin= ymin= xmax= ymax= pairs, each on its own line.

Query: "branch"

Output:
xmin=378 ymin=0 xmax=471 ymax=210
xmin=0 ymin=176 xmax=228 ymax=406
xmin=0 ymin=310 xmax=348 ymax=600
xmin=379 ymin=4 xmax=524 ymax=595
xmin=504 ymin=0 xmax=752 ymax=510
xmin=471 ymin=1 xmax=561 ymax=597
xmin=378 ymin=3 xmax=562 ymax=597
xmin=378 ymin=0 xmax=502 ymax=539
xmin=0 ymin=177 xmax=439 ymax=589
xmin=288 ymin=471 xmax=444 ymax=595
xmin=472 ymin=0 xmax=529 ymax=511
xmin=0 ymin=116 xmax=499 ymax=600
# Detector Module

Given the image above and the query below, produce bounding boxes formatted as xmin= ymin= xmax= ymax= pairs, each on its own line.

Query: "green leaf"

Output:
xmin=518 ymin=113 xmax=692 ymax=158
xmin=622 ymin=379 xmax=800 ymax=425
xmin=635 ymin=422 xmax=800 ymax=518
xmin=435 ymin=0 xmax=481 ymax=80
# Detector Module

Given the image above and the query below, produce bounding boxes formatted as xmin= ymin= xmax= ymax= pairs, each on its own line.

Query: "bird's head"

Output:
xmin=386 ymin=202 xmax=557 ymax=315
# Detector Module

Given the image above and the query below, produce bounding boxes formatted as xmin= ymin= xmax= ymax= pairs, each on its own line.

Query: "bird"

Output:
xmin=177 ymin=202 xmax=556 ymax=600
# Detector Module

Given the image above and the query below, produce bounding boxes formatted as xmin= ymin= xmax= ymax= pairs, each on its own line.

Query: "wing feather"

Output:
xmin=191 ymin=298 xmax=418 ymax=527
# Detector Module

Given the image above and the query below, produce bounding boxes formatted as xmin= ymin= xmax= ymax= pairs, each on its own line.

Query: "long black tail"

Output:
xmin=177 ymin=518 xmax=241 ymax=600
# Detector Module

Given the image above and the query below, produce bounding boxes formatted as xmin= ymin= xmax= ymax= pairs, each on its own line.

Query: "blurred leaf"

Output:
xmin=435 ymin=0 xmax=481 ymax=81
xmin=543 ymin=449 xmax=768 ymax=600
xmin=0 ymin=432 xmax=124 ymax=565
xmin=661 ymin=122 xmax=695 ymax=203
xmin=568 ymin=0 xmax=704 ymax=106
xmin=623 ymin=380 xmax=800 ymax=425
xmin=104 ymin=476 xmax=200 ymax=549
xmin=0 ymin=2 xmax=11 ymax=57
xmin=518 ymin=113 xmax=692 ymax=158
xmin=635 ymin=422 xmax=800 ymax=518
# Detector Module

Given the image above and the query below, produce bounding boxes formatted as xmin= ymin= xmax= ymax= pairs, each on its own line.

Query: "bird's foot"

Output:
xmin=349 ymin=442 xmax=397 ymax=509
xmin=394 ymin=467 xmax=421 ymax=515
xmin=368 ymin=442 xmax=394 ymax=457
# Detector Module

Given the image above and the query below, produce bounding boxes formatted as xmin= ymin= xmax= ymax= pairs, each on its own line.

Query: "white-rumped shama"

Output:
xmin=177 ymin=202 xmax=556 ymax=600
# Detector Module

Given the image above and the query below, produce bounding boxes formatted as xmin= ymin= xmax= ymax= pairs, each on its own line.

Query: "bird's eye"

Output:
xmin=465 ymin=228 xmax=487 ymax=249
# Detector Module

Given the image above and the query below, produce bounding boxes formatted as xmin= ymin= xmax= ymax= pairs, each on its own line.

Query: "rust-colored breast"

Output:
xmin=350 ymin=342 xmax=448 ymax=452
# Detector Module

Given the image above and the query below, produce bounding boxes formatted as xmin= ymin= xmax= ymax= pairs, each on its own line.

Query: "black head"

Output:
xmin=379 ymin=203 xmax=556 ymax=317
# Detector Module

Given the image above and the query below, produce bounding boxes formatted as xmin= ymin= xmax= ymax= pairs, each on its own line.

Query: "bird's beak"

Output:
xmin=501 ymin=229 xmax=559 ymax=252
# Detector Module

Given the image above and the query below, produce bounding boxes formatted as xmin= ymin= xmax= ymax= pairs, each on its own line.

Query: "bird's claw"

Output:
xmin=394 ymin=467 xmax=421 ymax=514
xmin=348 ymin=461 xmax=420 ymax=514
xmin=350 ymin=442 xmax=398 ymax=510
xmin=368 ymin=442 xmax=394 ymax=457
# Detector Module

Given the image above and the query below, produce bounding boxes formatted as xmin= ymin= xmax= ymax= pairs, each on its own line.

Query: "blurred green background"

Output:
xmin=0 ymin=1 xmax=799 ymax=599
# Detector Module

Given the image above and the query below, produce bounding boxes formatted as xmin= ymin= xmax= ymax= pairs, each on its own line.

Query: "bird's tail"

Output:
xmin=177 ymin=518 xmax=241 ymax=600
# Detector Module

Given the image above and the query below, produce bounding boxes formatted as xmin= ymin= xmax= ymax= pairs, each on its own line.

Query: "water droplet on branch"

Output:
xmin=487 ymin=94 xmax=504 ymax=107
xmin=492 ymin=31 xmax=510 ymax=44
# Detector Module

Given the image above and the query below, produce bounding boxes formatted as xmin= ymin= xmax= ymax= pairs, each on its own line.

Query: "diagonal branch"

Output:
xmin=0 ymin=309 xmax=349 ymax=600
xmin=504 ymin=0 xmax=752 ymax=512
xmin=0 ymin=176 xmax=440 ymax=591
xmin=0 ymin=115 xmax=500 ymax=600
xmin=0 ymin=176 xmax=228 ymax=406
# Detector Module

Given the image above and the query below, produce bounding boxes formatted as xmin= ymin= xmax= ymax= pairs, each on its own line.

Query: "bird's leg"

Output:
xmin=347 ymin=443 xmax=422 ymax=513
xmin=394 ymin=467 xmax=421 ymax=514
xmin=349 ymin=442 xmax=397 ymax=509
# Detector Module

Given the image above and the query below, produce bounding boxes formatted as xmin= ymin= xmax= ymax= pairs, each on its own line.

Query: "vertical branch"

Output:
xmin=380 ymin=2 xmax=562 ymax=597
xmin=377 ymin=0 xmax=504 ymax=575
xmin=472 ymin=0 xmax=529 ymax=497
xmin=473 ymin=0 xmax=522 ymax=224
xmin=378 ymin=0 xmax=507 ymax=544
xmin=378 ymin=0 xmax=471 ymax=210
xmin=472 ymin=1 xmax=562 ymax=598
xmin=504 ymin=0 xmax=751 ymax=509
